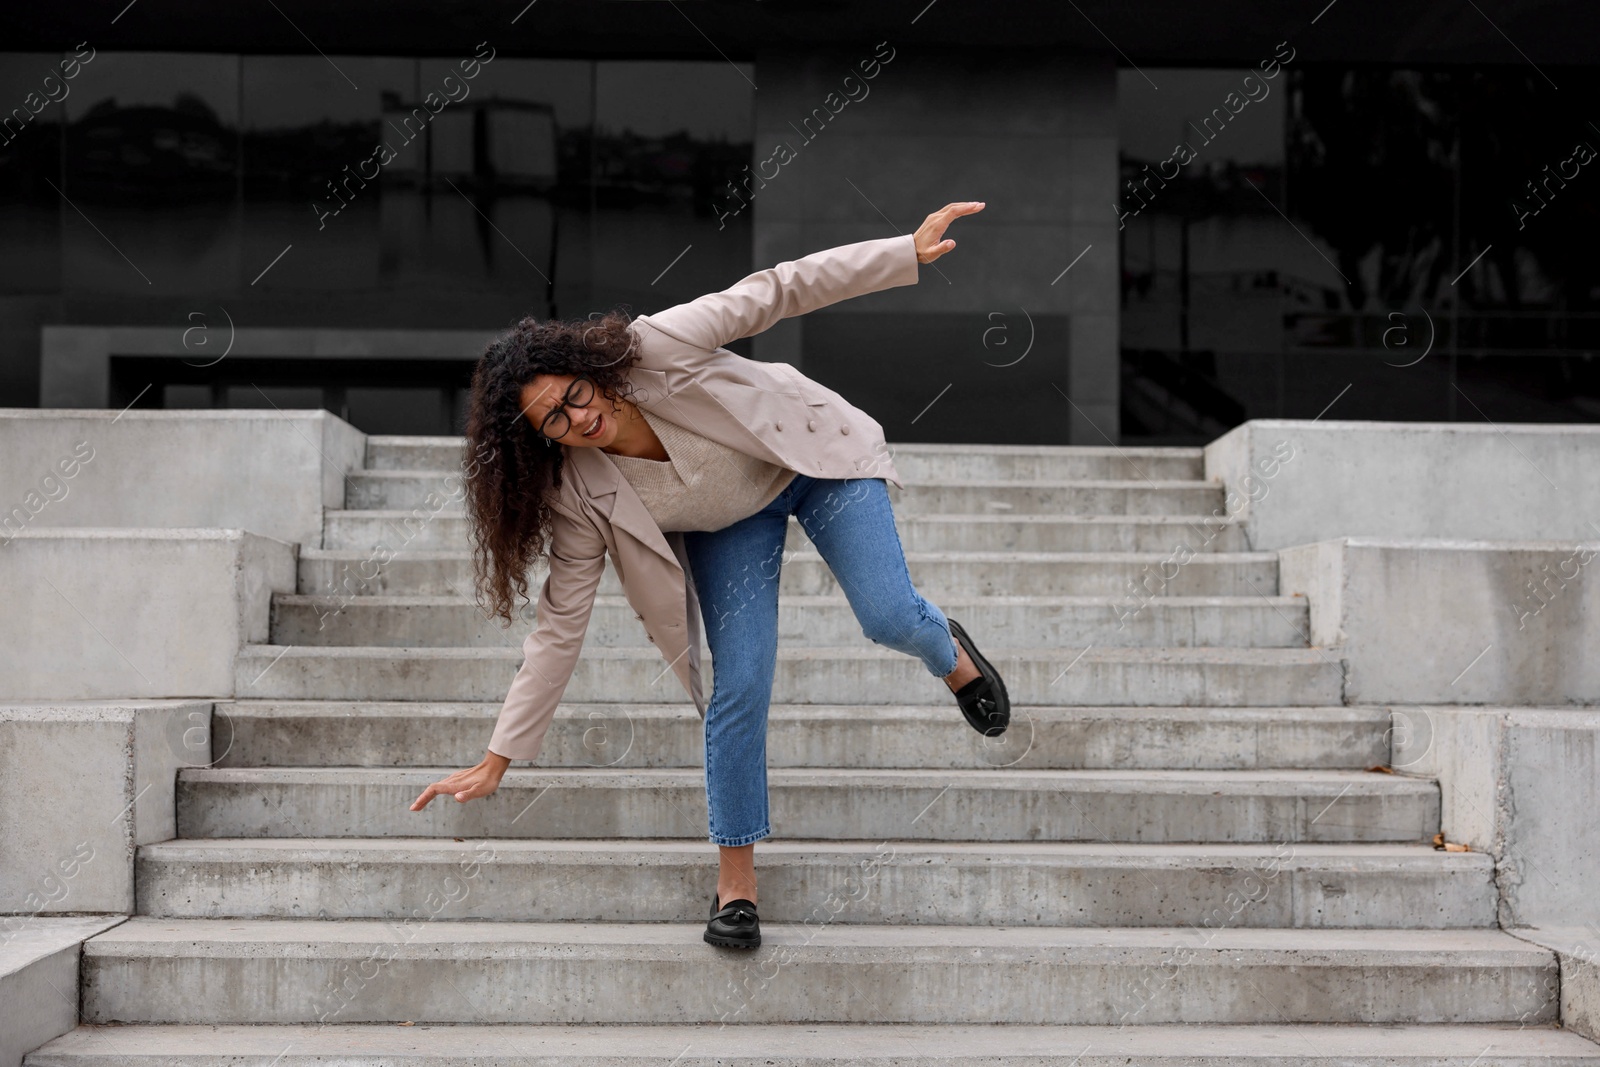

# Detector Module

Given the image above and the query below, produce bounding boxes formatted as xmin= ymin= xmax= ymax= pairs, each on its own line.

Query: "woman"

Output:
xmin=410 ymin=200 xmax=1010 ymax=949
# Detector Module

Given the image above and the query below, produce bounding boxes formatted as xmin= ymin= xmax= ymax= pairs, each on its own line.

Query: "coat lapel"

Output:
xmin=635 ymin=372 xmax=795 ymax=476
xmin=563 ymin=434 xmax=681 ymax=571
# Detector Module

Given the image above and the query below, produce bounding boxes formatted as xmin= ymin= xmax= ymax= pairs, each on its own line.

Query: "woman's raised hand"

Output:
xmin=914 ymin=201 xmax=985 ymax=264
xmin=410 ymin=751 xmax=511 ymax=810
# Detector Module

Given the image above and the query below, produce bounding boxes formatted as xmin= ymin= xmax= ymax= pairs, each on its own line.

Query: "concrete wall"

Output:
xmin=749 ymin=47 xmax=1119 ymax=444
xmin=0 ymin=408 xmax=365 ymax=549
xmin=0 ymin=916 xmax=126 ymax=1067
xmin=1510 ymin=927 xmax=1600 ymax=1044
xmin=1395 ymin=710 xmax=1600 ymax=930
xmin=1280 ymin=538 xmax=1600 ymax=705
xmin=0 ymin=530 xmax=296 ymax=700
xmin=1206 ymin=420 xmax=1600 ymax=550
xmin=0 ymin=701 xmax=215 ymax=913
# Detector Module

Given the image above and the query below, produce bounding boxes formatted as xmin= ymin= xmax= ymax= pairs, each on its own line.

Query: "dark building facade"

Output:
xmin=3 ymin=2 xmax=1596 ymax=441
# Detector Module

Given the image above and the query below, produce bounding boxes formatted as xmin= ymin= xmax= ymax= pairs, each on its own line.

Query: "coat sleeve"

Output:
xmin=486 ymin=499 xmax=608 ymax=762
xmin=637 ymin=232 xmax=920 ymax=354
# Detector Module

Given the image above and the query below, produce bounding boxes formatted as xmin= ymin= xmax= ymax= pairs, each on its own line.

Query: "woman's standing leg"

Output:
xmin=682 ymin=481 xmax=798 ymax=907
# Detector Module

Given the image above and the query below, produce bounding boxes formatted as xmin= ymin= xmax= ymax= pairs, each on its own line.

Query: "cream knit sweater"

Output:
xmin=606 ymin=407 xmax=797 ymax=533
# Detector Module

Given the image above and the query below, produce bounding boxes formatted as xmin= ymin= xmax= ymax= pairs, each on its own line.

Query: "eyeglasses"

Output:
xmin=533 ymin=376 xmax=596 ymax=440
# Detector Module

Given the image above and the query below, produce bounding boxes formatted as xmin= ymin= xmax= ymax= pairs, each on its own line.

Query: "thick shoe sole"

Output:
xmin=704 ymin=929 xmax=761 ymax=949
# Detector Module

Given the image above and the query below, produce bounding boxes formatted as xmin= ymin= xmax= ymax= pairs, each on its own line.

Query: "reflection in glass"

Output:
xmin=0 ymin=52 xmax=65 ymax=294
xmin=54 ymin=52 xmax=237 ymax=295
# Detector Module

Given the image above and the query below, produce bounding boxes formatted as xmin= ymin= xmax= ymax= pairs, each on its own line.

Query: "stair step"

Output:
xmin=322 ymin=510 xmax=1251 ymax=553
xmin=364 ymin=436 xmax=1207 ymax=480
xmin=29 ymin=1022 xmax=1600 ymax=1065
xmin=137 ymin=839 xmax=1494 ymax=927
xmin=174 ymin=767 xmax=1435 ymax=843
xmin=297 ymin=548 xmax=1279 ymax=598
xmin=233 ymin=645 xmax=1345 ymax=706
xmin=79 ymin=919 xmax=1555 ymax=1025
xmin=273 ymin=593 xmax=1310 ymax=649
xmin=215 ymin=701 xmax=1389 ymax=770
xmin=346 ymin=472 xmax=1223 ymax=515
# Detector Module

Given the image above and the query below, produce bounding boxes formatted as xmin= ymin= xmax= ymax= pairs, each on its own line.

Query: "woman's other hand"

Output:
xmin=914 ymin=201 xmax=985 ymax=264
xmin=410 ymin=751 xmax=512 ymax=810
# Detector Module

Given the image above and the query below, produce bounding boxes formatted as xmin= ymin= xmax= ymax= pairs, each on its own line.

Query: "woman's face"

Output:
xmin=519 ymin=373 xmax=624 ymax=449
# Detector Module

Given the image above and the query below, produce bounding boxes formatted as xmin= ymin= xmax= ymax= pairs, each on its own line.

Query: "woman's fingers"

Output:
xmin=410 ymin=771 xmax=475 ymax=810
xmin=410 ymin=759 xmax=509 ymax=811
xmin=931 ymin=201 xmax=985 ymax=227
xmin=915 ymin=202 xmax=985 ymax=263
xmin=409 ymin=783 xmax=442 ymax=811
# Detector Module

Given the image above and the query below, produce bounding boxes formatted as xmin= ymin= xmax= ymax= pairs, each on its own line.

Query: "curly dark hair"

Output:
xmin=464 ymin=309 xmax=642 ymax=625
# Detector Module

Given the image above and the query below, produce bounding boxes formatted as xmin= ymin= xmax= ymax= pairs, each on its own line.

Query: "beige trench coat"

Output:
xmin=487 ymin=232 xmax=923 ymax=760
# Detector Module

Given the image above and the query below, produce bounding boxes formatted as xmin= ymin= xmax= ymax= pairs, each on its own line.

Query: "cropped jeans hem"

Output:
xmin=708 ymin=825 xmax=773 ymax=848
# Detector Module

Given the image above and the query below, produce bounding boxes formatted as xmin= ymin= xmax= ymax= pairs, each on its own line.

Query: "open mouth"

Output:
xmin=581 ymin=413 xmax=604 ymax=438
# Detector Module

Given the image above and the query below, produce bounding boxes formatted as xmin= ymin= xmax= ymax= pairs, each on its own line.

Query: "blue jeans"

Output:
xmin=682 ymin=474 xmax=960 ymax=847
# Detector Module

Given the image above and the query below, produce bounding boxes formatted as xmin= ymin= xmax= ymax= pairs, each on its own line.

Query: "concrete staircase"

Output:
xmin=30 ymin=440 xmax=1600 ymax=1064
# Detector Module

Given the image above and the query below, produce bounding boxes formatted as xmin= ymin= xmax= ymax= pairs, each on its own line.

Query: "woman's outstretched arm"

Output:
xmin=409 ymin=499 xmax=608 ymax=809
xmin=636 ymin=200 xmax=984 ymax=354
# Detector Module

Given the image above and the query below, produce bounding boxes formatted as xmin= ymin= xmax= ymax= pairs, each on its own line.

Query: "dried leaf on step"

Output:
xmin=1366 ymin=764 xmax=1394 ymax=774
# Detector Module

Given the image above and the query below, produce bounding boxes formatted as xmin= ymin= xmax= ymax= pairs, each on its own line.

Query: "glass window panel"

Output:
xmin=375 ymin=58 xmax=592 ymax=311
xmin=226 ymin=384 xmax=324 ymax=410
xmin=343 ymin=386 xmax=447 ymax=435
xmin=0 ymin=52 xmax=65 ymax=294
xmin=60 ymin=51 xmax=239 ymax=297
xmin=242 ymin=55 xmax=416 ymax=292
xmin=590 ymin=60 xmax=754 ymax=317
xmin=162 ymin=383 xmax=213 ymax=408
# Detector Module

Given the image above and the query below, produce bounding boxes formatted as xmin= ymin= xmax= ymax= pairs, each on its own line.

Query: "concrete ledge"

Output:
xmin=0 ymin=914 xmax=125 ymax=1067
xmin=1280 ymin=538 xmax=1600 ymax=705
xmin=1509 ymin=927 xmax=1600 ymax=1043
xmin=0 ymin=409 xmax=364 ymax=548
xmin=1391 ymin=707 xmax=1600 ymax=928
xmin=0 ymin=701 xmax=215 ymax=913
xmin=39 ymin=327 xmax=489 ymax=409
xmin=1206 ymin=420 xmax=1600 ymax=549
xmin=23 ymin=1022 xmax=1600 ymax=1065
xmin=0 ymin=530 xmax=296 ymax=700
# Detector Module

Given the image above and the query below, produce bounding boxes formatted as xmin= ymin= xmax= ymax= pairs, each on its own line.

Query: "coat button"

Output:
xmin=840 ymin=425 xmax=850 ymax=435
xmin=807 ymin=419 xmax=817 ymax=431
xmin=775 ymin=420 xmax=783 ymax=431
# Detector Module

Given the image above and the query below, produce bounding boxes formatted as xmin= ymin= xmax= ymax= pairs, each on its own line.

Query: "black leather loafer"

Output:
xmin=705 ymin=892 xmax=761 ymax=949
xmin=947 ymin=618 xmax=1010 ymax=736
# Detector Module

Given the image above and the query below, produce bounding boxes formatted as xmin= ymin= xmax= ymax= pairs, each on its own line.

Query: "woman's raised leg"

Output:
xmin=790 ymin=476 xmax=975 ymax=686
